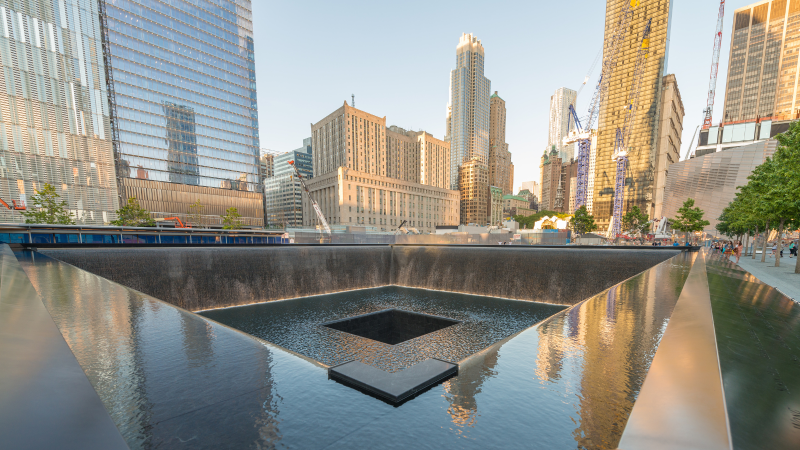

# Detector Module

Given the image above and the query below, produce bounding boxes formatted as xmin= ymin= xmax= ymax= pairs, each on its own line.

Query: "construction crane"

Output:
xmin=565 ymin=0 xmax=640 ymax=211
xmin=288 ymin=160 xmax=331 ymax=236
xmin=703 ymin=0 xmax=725 ymax=129
xmin=610 ymin=19 xmax=652 ymax=237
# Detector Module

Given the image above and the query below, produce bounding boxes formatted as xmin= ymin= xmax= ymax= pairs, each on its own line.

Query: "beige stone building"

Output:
xmin=305 ymin=103 xmax=459 ymax=232
xmin=489 ymin=186 xmax=503 ymax=225
xmin=458 ymin=159 xmax=489 ymax=225
xmin=593 ymin=0 xmax=672 ymax=230
xmin=489 ymin=92 xmax=514 ymax=195
xmin=540 ymin=147 xmax=563 ymax=211
xmin=652 ymin=74 xmax=685 ymax=220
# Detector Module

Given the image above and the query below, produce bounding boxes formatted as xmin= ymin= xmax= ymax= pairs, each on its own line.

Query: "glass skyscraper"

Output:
xmin=0 ymin=0 xmax=119 ymax=224
xmin=102 ymin=0 xmax=263 ymax=226
xmin=446 ymin=33 xmax=490 ymax=191
xmin=264 ymin=138 xmax=312 ymax=228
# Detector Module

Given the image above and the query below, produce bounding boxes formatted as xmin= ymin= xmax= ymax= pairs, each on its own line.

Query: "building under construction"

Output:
xmin=592 ymin=0 xmax=674 ymax=230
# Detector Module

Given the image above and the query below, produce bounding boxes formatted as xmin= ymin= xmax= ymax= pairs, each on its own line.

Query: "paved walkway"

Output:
xmin=722 ymin=250 xmax=800 ymax=301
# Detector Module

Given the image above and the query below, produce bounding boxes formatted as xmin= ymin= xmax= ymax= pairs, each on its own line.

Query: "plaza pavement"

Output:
xmin=729 ymin=251 xmax=800 ymax=301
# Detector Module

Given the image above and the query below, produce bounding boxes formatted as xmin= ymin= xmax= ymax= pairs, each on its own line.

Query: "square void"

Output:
xmin=323 ymin=309 xmax=460 ymax=345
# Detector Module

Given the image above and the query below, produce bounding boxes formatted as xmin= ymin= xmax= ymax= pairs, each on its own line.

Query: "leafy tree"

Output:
xmin=621 ymin=205 xmax=649 ymax=236
xmin=769 ymin=122 xmax=800 ymax=270
xmin=570 ymin=206 xmax=597 ymax=244
xmin=671 ymin=198 xmax=710 ymax=246
xmin=111 ymin=197 xmax=156 ymax=227
xmin=221 ymin=207 xmax=243 ymax=230
xmin=19 ymin=183 xmax=75 ymax=224
xmin=188 ymin=199 xmax=205 ymax=228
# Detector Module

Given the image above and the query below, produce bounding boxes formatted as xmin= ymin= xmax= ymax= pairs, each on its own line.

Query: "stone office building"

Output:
xmin=303 ymin=103 xmax=459 ymax=233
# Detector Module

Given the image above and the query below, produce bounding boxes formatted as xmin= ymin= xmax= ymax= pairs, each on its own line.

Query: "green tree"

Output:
xmin=221 ymin=207 xmax=243 ymax=230
xmin=19 ymin=183 xmax=75 ymax=224
xmin=621 ymin=205 xmax=649 ymax=237
xmin=769 ymin=122 xmax=800 ymax=269
xmin=671 ymin=198 xmax=710 ymax=246
xmin=188 ymin=199 xmax=205 ymax=228
xmin=111 ymin=197 xmax=156 ymax=227
xmin=570 ymin=205 xmax=597 ymax=244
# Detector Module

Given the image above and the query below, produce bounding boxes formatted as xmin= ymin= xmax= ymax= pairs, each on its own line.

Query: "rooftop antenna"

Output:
xmin=351 ymin=94 xmax=355 ymax=107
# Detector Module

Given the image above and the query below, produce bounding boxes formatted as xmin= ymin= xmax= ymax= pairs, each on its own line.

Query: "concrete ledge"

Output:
xmin=329 ymin=358 xmax=458 ymax=404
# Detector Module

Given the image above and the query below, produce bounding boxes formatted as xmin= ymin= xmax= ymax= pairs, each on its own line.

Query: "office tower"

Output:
xmin=548 ymin=87 xmax=578 ymax=161
xmin=540 ymin=147 xmax=563 ymax=211
xmin=593 ymin=0 xmax=672 ymax=230
xmin=264 ymin=140 xmax=312 ymax=228
xmin=488 ymin=186 xmax=503 ymax=225
xmin=696 ymin=0 xmax=800 ymax=156
xmin=102 ymin=0 xmax=263 ymax=227
xmin=458 ymin=158 xmax=488 ymax=225
xmin=305 ymin=103 xmax=459 ymax=233
xmin=0 ymin=1 xmax=119 ymax=224
xmin=447 ymin=33 xmax=491 ymax=190
xmin=652 ymin=75 xmax=684 ymax=220
xmin=520 ymin=181 xmax=540 ymax=201
xmin=489 ymin=91 xmax=513 ymax=195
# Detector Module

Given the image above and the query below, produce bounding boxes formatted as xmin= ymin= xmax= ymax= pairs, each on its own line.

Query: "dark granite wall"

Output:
xmin=42 ymin=246 xmax=679 ymax=310
xmin=390 ymin=247 xmax=679 ymax=305
xmin=41 ymin=247 xmax=391 ymax=310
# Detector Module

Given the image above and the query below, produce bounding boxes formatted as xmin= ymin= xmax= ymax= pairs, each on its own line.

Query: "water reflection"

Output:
xmin=17 ymin=252 xmax=283 ymax=449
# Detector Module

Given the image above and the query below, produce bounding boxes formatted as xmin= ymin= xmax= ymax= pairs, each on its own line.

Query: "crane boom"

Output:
xmin=703 ymin=1 xmax=725 ymax=129
xmin=288 ymin=160 xmax=331 ymax=236
xmin=564 ymin=0 xmax=639 ymax=211
xmin=611 ymin=19 xmax=652 ymax=237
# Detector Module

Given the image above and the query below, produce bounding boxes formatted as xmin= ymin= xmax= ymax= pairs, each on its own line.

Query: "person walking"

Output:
xmin=735 ymin=241 xmax=743 ymax=264
xmin=791 ymin=240 xmax=798 ymax=258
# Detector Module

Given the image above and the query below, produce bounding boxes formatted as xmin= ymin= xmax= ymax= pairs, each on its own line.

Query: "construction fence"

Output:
xmin=292 ymin=230 xmax=572 ymax=245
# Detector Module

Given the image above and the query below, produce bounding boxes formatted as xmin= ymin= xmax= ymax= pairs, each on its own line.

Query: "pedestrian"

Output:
xmin=771 ymin=242 xmax=777 ymax=258
xmin=735 ymin=241 xmax=743 ymax=264
xmin=791 ymin=240 xmax=798 ymax=258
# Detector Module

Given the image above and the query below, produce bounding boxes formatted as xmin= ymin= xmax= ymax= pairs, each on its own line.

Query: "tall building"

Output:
xmin=548 ymin=87 xmax=578 ymax=161
xmin=696 ymin=0 xmax=800 ymax=156
xmin=592 ymin=0 xmax=672 ymax=230
xmin=489 ymin=91 xmax=513 ymax=194
xmin=458 ymin=158 xmax=488 ymax=225
xmin=304 ymin=103 xmax=459 ymax=233
xmin=446 ymin=33 xmax=491 ymax=190
xmin=652 ymin=74 xmax=684 ymax=220
xmin=540 ymin=146 xmax=563 ymax=212
xmin=520 ymin=181 xmax=540 ymax=202
xmin=488 ymin=186 xmax=503 ymax=225
xmin=263 ymin=139 xmax=312 ymax=228
xmin=103 ymin=0 xmax=263 ymax=227
xmin=0 ymin=0 xmax=119 ymax=224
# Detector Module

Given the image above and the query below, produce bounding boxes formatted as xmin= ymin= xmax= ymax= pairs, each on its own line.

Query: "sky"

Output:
xmin=253 ymin=0 xmax=754 ymax=192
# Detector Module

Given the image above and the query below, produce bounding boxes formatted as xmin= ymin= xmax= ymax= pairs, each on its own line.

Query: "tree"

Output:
xmin=671 ymin=198 xmax=710 ymax=246
xmin=512 ymin=210 xmax=570 ymax=229
xmin=221 ymin=207 xmax=243 ymax=229
xmin=19 ymin=183 xmax=75 ymax=224
xmin=621 ymin=205 xmax=649 ymax=237
xmin=188 ymin=199 xmax=205 ymax=228
xmin=111 ymin=197 xmax=156 ymax=227
xmin=769 ymin=122 xmax=800 ymax=270
xmin=570 ymin=206 xmax=597 ymax=244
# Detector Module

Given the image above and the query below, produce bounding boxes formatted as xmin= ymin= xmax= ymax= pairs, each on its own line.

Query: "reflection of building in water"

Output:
xmin=442 ymin=346 xmax=499 ymax=428
xmin=164 ymin=102 xmax=200 ymax=186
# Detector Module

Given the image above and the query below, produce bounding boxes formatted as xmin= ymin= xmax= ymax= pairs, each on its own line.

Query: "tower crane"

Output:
xmin=610 ymin=19 xmax=652 ymax=237
xmin=703 ymin=1 xmax=725 ymax=129
xmin=288 ymin=160 xmax=331 ymax=236
xmin=565 ymin=0 xmax=640 ymax=211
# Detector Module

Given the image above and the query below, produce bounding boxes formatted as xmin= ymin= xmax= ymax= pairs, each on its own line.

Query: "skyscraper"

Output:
xmin=548 ymin=87 xmax=577 ymax=161
xmin=489 ymin=91 xmax=513 ymax=195
xmin=0 ymin=0 xmax=119 ymax=224
xmin=696 ymin=0 xmax=800 ymax=156
xmin=446 ymin=33 xmax=490 ymax=191
xmin=592 ymin=0 xmax=672 ymax=230
xmin=101 ymin=0 xmax=263 ymax=227
xmin=264 ymin=139 xmax=312 ymax=228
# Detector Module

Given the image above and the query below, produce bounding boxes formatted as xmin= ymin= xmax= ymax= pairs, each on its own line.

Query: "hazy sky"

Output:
xmin=253 ymin=0 xmax=751 ymax=191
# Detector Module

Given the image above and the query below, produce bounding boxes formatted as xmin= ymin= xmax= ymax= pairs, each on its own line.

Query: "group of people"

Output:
xmin=711 ymin=239 xmax=799 ymax=263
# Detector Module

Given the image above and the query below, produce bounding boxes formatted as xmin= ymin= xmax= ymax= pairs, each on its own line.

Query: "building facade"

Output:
xmin=489 ymin=91 xmax=513 ymax=195
xmin=264 ymin=140 xmax=312 ymax=228
xmin=104 ymin=0 xmax=263 ymax=226
xmin=540 ymin=146 xmax=562 ymax=211
xmin=652 ymin=74 xmax=684 ymax=220
xmin=488 ymin=185 xmax=503 ymax=225
xmin=549 ymin=87 xmax=578 ymax=161
xmin=305 ymin=103 xmax=459 ymax=232
xmin=520 ymin=181 xmax=540 ymax=201
xmin=0 ymin=0 xmax=120 ymax=224
xmin=502 ymin=194 xmax=534 ymax=218
xmin=458 ymin=158 xmax=488 ymax=225
xmin=593 ymin=0 xmax=673 ymax=230
xmin=696 ymin=0 xmax=800 ymax=157
xmin=662 ymin=139 xmax=777 ymax=233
